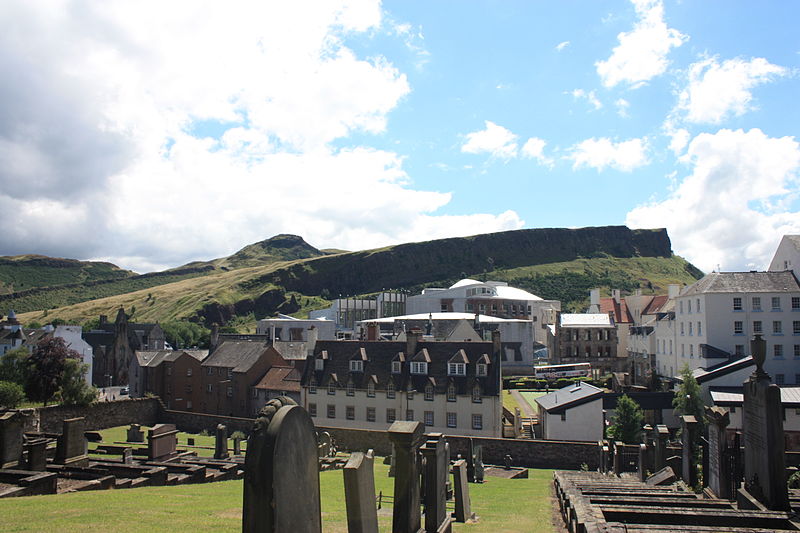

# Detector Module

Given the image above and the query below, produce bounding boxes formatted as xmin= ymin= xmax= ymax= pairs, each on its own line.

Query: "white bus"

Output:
xmin=533 ymin=363 xmax=591 ymax=380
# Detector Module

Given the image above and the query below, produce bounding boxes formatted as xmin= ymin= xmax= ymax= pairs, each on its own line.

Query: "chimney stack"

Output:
xmin=668 ymin=284 xmax=680 ymax=299
xmin=612 ymin=289 xmax=621 ymax=304
xmin=367 ymin=322 xmax=379 ymax=341
xmin=406 ymin=329 xmax=421 ymax=357
xmin=492 ymin=330 xmax=501 ymax=357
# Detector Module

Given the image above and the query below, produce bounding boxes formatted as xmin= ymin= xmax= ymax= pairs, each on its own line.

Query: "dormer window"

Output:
xmin=315 ymin=358 xmax=324 ymax=371
xmin=448 ymin=363 xmax=466 ymax=376
xmin=411 ymin=361 xmax=428 ymax=375
xmin=392 ymin=361 xmax=402 ymax=374
xmin=477 ymin=363 xmax=487 ymax=376
xmin=350 ymin=360 xmax=363 ymax=372
xmin=309 ymin=378 xmax=317 ymax=394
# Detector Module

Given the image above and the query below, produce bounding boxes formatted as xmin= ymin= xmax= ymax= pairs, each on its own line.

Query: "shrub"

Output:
xmin=0 ymin=381 xmax=25 ymax=408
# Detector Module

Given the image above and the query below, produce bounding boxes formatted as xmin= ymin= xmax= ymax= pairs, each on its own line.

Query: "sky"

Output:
xmin=1 ymin=0 xmax=799 ymax=274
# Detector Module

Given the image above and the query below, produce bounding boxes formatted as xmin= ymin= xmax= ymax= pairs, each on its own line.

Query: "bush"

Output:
xmin=0 ymin=381 xmax=26 ymax=408
xmin=608 ymin=394 xmax=644 ymax=444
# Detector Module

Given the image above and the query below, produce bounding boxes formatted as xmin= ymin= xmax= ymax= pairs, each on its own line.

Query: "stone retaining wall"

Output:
xmin=28 ymin=398 xmax=161 ymax=433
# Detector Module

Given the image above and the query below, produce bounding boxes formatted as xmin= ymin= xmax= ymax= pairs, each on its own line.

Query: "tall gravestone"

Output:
xmin=742 ymin=335 xmax=789 ymax=511
xmin=215 ymin=424 xmax=229 ymax=460
xmin=653 ymin=425 xmax=669 ymax=471
xmin=421 ymin=433 xmax=452 ymax=533
xmin=148 ymin=424 xmax=178 ymax=461
xmin=680 ymin=415 xmax=699 ymax=487
xmin=451 ymin=459 xmax=473 ymax=523
xmin=55 ymin=417 xmax=88 ymax=467
xmin=26 ymin=438 xmax=48 ymax=471
xmin=473 ymin=444 xmax=484 ymax=483
xmin=243 ymin=397 xmax=320 ymax=533
xmin=466 ymin=438 xmax=475 ymax=482
xmin=0 ymin=411 xmax=23 ymax=469
xmin=343 ymin=450 xmax=379 ymax=533
xmin=705 ymin=406 xmax=730 ymax=499
xmin=387 ymin=421 xmax=424 ymax=533
xmin=127 ymin=424 xmax=144 ymax=443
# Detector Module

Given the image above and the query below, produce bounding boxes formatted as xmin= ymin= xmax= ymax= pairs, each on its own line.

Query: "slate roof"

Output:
xmin=135 ymin=350 xmax=172 ymax=368
xmin=272 ymin=340 xmax=309 ymax=360
xmin=301 ymin=339 xmax=500 ymax=397
xmin=691 ymin=356 xmax=754 ymax=384
xmin=163 ymin=349 xmax=209 ymax=363
xmin=599 ymin=298 xmax=633 ymax=323
xmin=682 ymin=271 xmax=800 ymax=295
xmin=642 ymin=295 xmax=670 ymax=315
xmin=202 ymin=341 xmax=271 ymax=372
xmin=536 ymin=382 xmax=603 ymax=413
xmin=711 ymin=387 xmax=800 ymax=407
xmin=254 ymin=366 xmax=301 ymax=393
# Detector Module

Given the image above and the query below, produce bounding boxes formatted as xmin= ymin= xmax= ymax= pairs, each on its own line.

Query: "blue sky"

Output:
xmin=0 ymin=1 xmax=798 ymax=274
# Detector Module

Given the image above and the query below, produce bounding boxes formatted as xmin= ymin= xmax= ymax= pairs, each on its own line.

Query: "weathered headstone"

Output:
xmin=474 ymin=444 xmax=484 ymax=483
xmin=646 ymin=466 xmax=677 ymax=486
xmin=680 ymin=415 xmax=699 ymax=487
xmin=387 ymin=421 xmax=424 ymax=533
xmin=127 ymin=423 xmax=144 ymax=443
xmin=421 ymin=433 xmax=452 ymax=533
xmin=451 ymin=459 xmax=474 ymax=523
xmin=122 ymin=447 xmax=133 ymax=465
xmin=599 ymin=441 xmax=609 ymax=473
xmin=513 ymin=407 xmax=521 ymax=438
xmin=613 ymin=441 xmax=623 ymax=476
xmin=25 ymin=437 xmax=47 ymax=471
xmin=466 ymin=438 xmax=475 ymax=482
xmin=504 ymin=454 xmax=512 ymax=470
xmin=388 ymin=443 xmax=396 ymax=478
xmin=705 ymin=406 xmax=730 ymax=499
xmin=233 ymin=435 xmax=242 ymax=455
xmin=637 ymin=443 xmax=650 ymax=482
xmin=55 ymin=417 xmax=88 ymax=467
xmin=0 ymin=411 xmax=23 ymax=469
xmin=215 ymin=424 xmax=229 ymax=460
xmin=147 ymin=423 xmax=178 ymax=461
xmin=742 ymin=335 xmax=789 ymax=510
xmin=318 ymin=431 xmax=332 ymax=458
xmin=343 ymin=449 xmax=378 ymax=533
xmin=243 ymin=397 xmax=320 ymax=533
xmin=653 ymin=425 xmax=669 ymax=471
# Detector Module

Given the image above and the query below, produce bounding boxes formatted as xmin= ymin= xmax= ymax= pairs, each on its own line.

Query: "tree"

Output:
xmin=608 ymin=394 xmax=644 ymax=443
xmin=0 ymin=346 xmax=30 ymax=386
xmin=673 ymin=364 xmax=705 ymax=425
xmin=161 ymin=320 xmax=210 ymax=349
xmin=0 ymin=381 xmax=25 ymax=408
xmin=57 ymin=359 xmax=97 ymax=406
xmin=25 ymin=337 xmax=76 ymax=405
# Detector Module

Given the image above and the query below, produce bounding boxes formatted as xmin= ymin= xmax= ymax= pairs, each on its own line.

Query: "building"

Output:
xmin=536 ymin=382 xmax=604 ymax=442
xmin=309 ymin=292 xmax=407 ymax=337
xmin=299 ymin=332 xmax=502 ymax=437
xmin=130 ymin=349 xmax=208 ymax=411
xmin=711 ymin=386 xmax=800 ymax=450
xmin=256 ymin=314 xmax=335 ymax=342
xmin=553 ymin=313 xmax=621 ymax=375
xmin=251 ymin=366 xmax=302 ymax=413
xmin=769 ymin=235 xmax=800 ymax=277
xmin=53 ymin=325 xmax=94 ymax=386
xmin=200 ymin=341 xmax=287 ymax=418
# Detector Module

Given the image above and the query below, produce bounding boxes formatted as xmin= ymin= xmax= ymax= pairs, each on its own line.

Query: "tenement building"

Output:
xmin=553 ymin=313 xmax=622 ymax=375
xmin=299 ymin=331 xmax=502 ymax=437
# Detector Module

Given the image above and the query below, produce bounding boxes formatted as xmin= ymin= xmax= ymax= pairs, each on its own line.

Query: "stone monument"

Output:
xmin=0 ymin=411 xmax=23 ymax=469
xmin=55 ymin=417 xmax=88 ymax=467
xmin=343 ymin=450 xmax=379 ymax=533
xmin=421 ymin=433 xmax=452 ymax=533
xmin=705 ymin=406 xmax=730 ymax=499
xmin=215 ymin=424 xmax=229 ymax=460
xmin=387 ymin=421 xmax=425 ymax=533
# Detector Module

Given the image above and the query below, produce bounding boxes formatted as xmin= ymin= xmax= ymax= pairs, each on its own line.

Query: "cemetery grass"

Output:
xmin=89 ymin=425 xmax=246 ymax=458
xmin=0 ymin=460 xmax=557 ymax=532
xmin=502 ymin=389 xmax=522 ymax=414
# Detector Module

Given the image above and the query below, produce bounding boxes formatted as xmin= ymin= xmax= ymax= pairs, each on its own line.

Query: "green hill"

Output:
xmin=15 ymin=226 xmax=704 ymax=329
xmin=178 ymin=234 xmax=327 ymax=271
xmin=0 ymin=255 xmax=134 ymax=295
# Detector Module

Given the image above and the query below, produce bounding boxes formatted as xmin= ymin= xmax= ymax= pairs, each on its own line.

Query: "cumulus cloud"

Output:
xmin=596 ymin=0 xmax=687 ymax=88
xmin=0 ymin=1 xmax=520 ymax=272
xmin=626 ymin=128 xmax=800 ymax=272
xmin=461 ymin=121 xmax=519 ymax=159
xmin=678 ymin=56 xmax=788 ymax=124
xmin=556 ymin=41 xmax=570 ymax=52
xmin=521 ymin=138 xmax=553 ymax=167
xmin=570 ymin=89 xmax=603 ymax=110
xmin=569 ymin=137 xmax=649 ymax=172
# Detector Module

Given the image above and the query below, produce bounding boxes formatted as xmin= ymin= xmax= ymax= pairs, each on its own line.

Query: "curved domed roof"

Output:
xmin=449 ymin=279 xmax=481 ymax=289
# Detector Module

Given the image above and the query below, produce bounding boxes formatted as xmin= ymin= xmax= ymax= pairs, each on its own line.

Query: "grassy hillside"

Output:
xmin=177 ymin=233 xmax=326 ymax=271
xmin=0 ymin=255 xmax=134 ymax=294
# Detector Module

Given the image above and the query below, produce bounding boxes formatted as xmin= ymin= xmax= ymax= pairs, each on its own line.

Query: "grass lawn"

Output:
xmin=0 ymin=460 xmax=556 ymax=532
xmin=502 ymin=390 xmax=522 ymax=414
xmin=518 ymin=390 xmax=548 ymax=411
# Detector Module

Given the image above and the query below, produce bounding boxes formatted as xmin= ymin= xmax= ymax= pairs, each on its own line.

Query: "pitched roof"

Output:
xmin=682 ymin=271 xmax=800 ymax=295
xmin=272 ymin=340 xmax=309 ymax=360
xmin=163 ymin=349 xmax=209 ymax=363
xmin=254 ymin=366 xmax=301 ymax=392
xmin=535 ymin=382 xmax=603 ymax=412
xmin=135 ymin=350 xmax=171 ymax=367
xmin=599 ymin=297 xmax=633 ymax=323
xmin=642 ymin=295 xmax=670 ymax=315
xmin=691 ymin=356 xmax=754 ymax=384
xmin=202 ymin=341 xmax=271 ymax=372
xmin=712 ymin=386 xmax=800 ymax=407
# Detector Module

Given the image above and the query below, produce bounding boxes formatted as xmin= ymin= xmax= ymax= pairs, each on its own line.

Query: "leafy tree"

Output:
xmin=25 ymin=337 xmax=76 ymax=405
xmin=57 ymin=359 xmax=97 ymax=406
xmin=82 ymin=317 xmax=101 ymax=331
xmin=0 ymin=381 xmax=25 ymax=408
xmin=0 ymin=346 xmax=30 ymax=386
xmin=673 ymin=364 xmax=705 ymax=425
xmin=161 ymin=320 xmax=210 ymax=349
xmin=608 ymin=394 xmax=644 ymax=444
xmin=26 ymin=321 xmax=43 ymax=329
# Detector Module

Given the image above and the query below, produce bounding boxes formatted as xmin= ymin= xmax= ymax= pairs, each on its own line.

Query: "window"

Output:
xmin=367 ymin=381 xmax=375 ymax=398
xmin=309 ymin=378 xmax=317 ymax=394
xmin=424 ymin=411 xmax=434 ymax=426
xmin=772 ymin=297 xmax=781 ymax=310
xmin=386 ymin=408 xmax=396 ymax=423
xmin=734 ymin=321 xmax=743 ymax=334
xmin=187 ymin=368 xmax=192 ymax=377
xmin=696 ymin=298 xmax=701 ymax=313
xmin=387 ymin=381 xmax=396 ymax=399
xmin=795 ymin=345 xmax=800 ymax=358
xmin=328 ymin=382 xmax=336 ymax=395
xmin=227 ymin=386 xmax=233 ymax=397
xmin=366 ymin=407 xmax=375 ymax=422
xmin=315 ymin=358 xmax=324 ymax=371
xmin=689 ymin=345 xmax=694 ymax=357
xmin=774 ymin=321 xmax=783 ymax=334
xmin=775 ymin=344 xmax=784 ymax=358
xmin=735 ymin=345 xmax=744 ymax=357
xmin=186 ymin=384 xmax=192 ymax=393
xmin=448 ymin=362 xmax=466 ymax=376
xmin=327 ymin=404 xmax=335 ymax=418
xmin=349 ymin=360 xmax=363 ymax=372
xmin=186 ymin=401 xmax=192 ymax=410
xmin=688 ymin=322 xmax=693 ymax=336
xmin=346 ymin=382 xmax=354 ymax=396
xmin=680 ymin=301 xmax=684 ymax=314
xmin=733 ymin=297 xmax=742 ymax=311
xmin=206 ymin=384 xmax=212 ymax=393
xmin=166 ymin=366 xmax=171 ymax=376
xmin=391 ymin=361 xmax=401 ymax=374
xmin=688 ymin=300 xmax=692 ymax=313
xmin=424 ymin=384 xmax=434 ymax=401
xmin=794 ymin=321 xmax=800 ymax=335
xmin=472 ymin=414 xmax=483 ymax=430
xmin=697 ymin=322 xmax=702 ymax=336
xmin=253 ymin=388 xmax=259 ymax=398
xmin=406 ymin=409 xmax=414 ymax=421
xmin=447 ymin=383 xmax=456 ymax=402
xmin=346 ymin=406 xmax=355 ymax=420
xmin=411 ymin=361 xmax=428 ymax=375
xmin=309 ymin=403 xmax=317 ymax=417
xmin=752 ymin=297 xmax=762 ymax=311
xmin=207 ymin=367 xmax=213 ymax=376
xmin=776 ymin=374 xmax=785 ymax=385
xmin=754 ymin=321 xmax=763 ymax=334
xmin=447 ymin=412 xmax=457 ymax=428
xmin=680 ymin=323 xmax=685 ymax=336
xmin=472 ymin=384 xmax=482 ymax=403
xmin=227 ymin=368 xmax=233 ymax=379
xmin=441 ymin=304 xmax=448 ymax=312
xmin=793 ymin=297 xmax=800 ymax=310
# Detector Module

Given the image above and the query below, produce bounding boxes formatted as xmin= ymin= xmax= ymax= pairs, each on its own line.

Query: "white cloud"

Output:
xmin=461 ymin=121 xmax=519 ymax=159
xmin=569 ymin=137 xmax=649 ymax=172
xmin=626 ymin=128 xmax=800 ymax=272
xmin=571 ymin=89 xmax=603 ymax=110
xmin=556 ymin=41 xmax=570 ymax=52
xmin=615 ymin=98 xmax=630 ymax=117
xmin=596 ymin=0 xmax=687 ymax=88
xmin=0 ymin=1 xmax=520 ymax=272
xmin=678 ymin=56 xmax=788 ymax=124
xmin=521 ymin=138 xmax=553 ymax=167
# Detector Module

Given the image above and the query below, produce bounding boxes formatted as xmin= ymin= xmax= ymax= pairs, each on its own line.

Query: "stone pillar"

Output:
xmin=420 ymin=434 xmax=452 ymax=533
xmin=343 ymin=450 xmax=379 ymax=533
xmin=613 ymin=441 xmax=622 ymax=476
xmin=451 ymin=459 xmax=473 ymax=523
xmin=233 ymin=436 xmax=242 ymax=456
xmin=388 ymin=443 xmax=396 ymax=478
xmin=513 ymin=408 xmax=521 ymax=438
xmin=215 ymin=424 xmax=229 ymax=460
xmin=473 ymin=445 xmax=484 ymax=484
xmin=25 ymin=437 xmax=47 ymax=471
xmin=705 ymin=406 xmax=730 ymax=499
xmin=0 ymin=411 xmax=23 ymax=469
xmin=654 ymin=425 xmax=669 ymax=471
xmin=387 ymin=421 xmax=425 ymax=533
xmin=55 ymin=417 xmax=88 ymax=467
xmin=466 ymin=438 xmax=475 ymax=483
xmin=599 ymin=441 xmax=609 ymax=473
xmin=681 ymin=415 xmax=699 ymax=487
xmin=638 ymin=444 xmax=649 ymax=482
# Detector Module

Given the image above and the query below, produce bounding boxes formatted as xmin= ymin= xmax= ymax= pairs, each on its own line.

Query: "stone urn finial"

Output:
xmin=751 ymin=334 xmax=766 ymax=375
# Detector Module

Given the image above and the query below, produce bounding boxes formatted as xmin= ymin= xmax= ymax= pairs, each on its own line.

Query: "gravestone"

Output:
xmin=25 ymin=437 xmax=47 ymax=471
xmin=613 ymin=441 xmax=623 ymax=476
xmin=233 ymin=436 xmax=242 ymax=455
xmin=55 ymin=417 xmax=88 ymax=467
xmin=637 ymin=443 xmax=650 ymax=482
xmin=513 ymin=408 xmax=521 ymax=438
xmin=387 ymin=421 xmax=425 ymax=533
xmin=318 ymin=431 xmax=332 ymax=458
xmin=215 ymin=424 xmax=229 ymax=460
xmin=742 ymin=335 xmax=789 ymax=510
xmin=243 ymin=397 xmax=321 ymax=533
xmin=474 ymin=444 xmax=484 ymax=483
xmin=504 ymin=454 xmax=512 ymax=469
xmin=705 ymin=406 xmax=730 ymax=499
xmin=653 ymin=425 xmax=669 ymax=471
xmin=680 ymin=415 xmax=699 ymax=487
xmin=0 ymin=411 xmax=23 ymax=469
xmin=599 ymin=441 xmax=609 ymax=473
xmin=388 ymin=443 xmax=396 ymax=478
xmin=148 ymin=423 xmax=178 ymax=461
xmin=421 ymin=433 xmax=452 ymax=533
xmin=122 ymin=447 xmax=133 ymax=465
xmin=127 ymin=424 xmax=144 ymax=443
xmin=343 ymin=449 xmax=379 ymax=533
xmin=466 ymin=438 xmax=475 ymax=482
xmin=451 ymin=459 xmax=474 ymax=523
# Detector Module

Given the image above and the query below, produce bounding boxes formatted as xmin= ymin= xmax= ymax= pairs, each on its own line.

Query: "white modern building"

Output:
xmin=308 ymin=292 xmax=406 ymax=337
xmin=53 ymin=325 xmax=94 ymax=385
xmin=536 ymin=382 xmax=604 ymax=442
xmin=256 ymin=314 xmax=336 ymax=342
xmin=769 ymin=235 xmax=800 ymax=277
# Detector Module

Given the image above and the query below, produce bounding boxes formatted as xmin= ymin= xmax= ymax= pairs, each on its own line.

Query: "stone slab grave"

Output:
xmin=483 ymin=454 xmax=528 ymax=479
xmin=25 ymin=438 xmax=48 ymax=471
xmin=214 ymin=424 xmax=229 ymax=460
xmin=127 ymin=424 xmax=144 ymax=443
xmin=55 ymin=418 xmax=88 ymax=467
xmin=0 ymin=411 xmax=24 ymax=469
xmin=343 ymin=449 xmax=379 ymax=533
xmin=147 ymin=424 xmax=179 ymax=462
xmin=243 ymin=397 xmax=321 ymax=533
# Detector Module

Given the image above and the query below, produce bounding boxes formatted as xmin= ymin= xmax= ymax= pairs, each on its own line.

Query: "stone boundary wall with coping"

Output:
xmin=24 ymin=397 xmax=161 ymax=433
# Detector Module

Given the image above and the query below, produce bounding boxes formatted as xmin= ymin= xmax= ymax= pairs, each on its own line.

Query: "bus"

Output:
xmin=533 ymin=363 xmax=591 ymax=380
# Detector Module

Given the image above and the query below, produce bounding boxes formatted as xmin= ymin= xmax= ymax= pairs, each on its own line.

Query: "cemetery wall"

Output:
xmin=32 ymin=398 xmax=161 ymax=433
xmin=162 ymin=409 xmax=254 ymax=435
